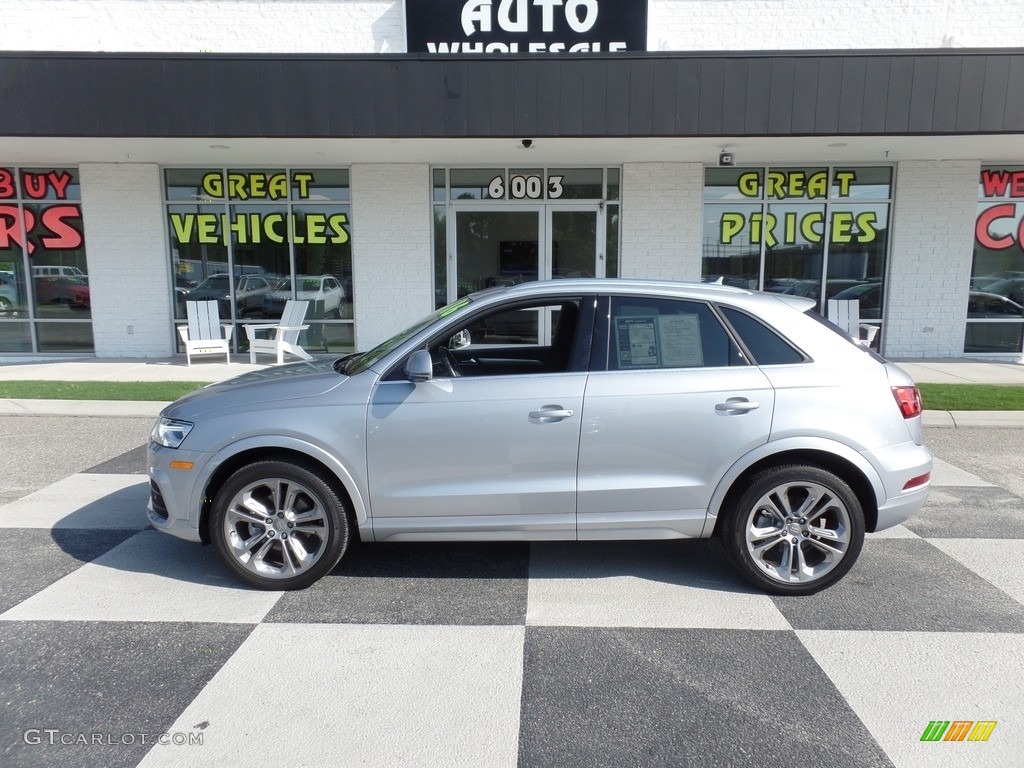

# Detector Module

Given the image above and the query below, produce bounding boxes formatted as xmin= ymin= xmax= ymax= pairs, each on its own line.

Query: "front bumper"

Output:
xmin=147 ymin=442 xmax=212 ymax=543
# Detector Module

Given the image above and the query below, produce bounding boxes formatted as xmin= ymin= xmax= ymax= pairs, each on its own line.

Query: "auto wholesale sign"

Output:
xmin=405 ymin=0 xmax=647 ymax=54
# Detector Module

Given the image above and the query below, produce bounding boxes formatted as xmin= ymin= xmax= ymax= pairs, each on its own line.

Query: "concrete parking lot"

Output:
xmin=0 ymin=409 xmax=1021 ymax=767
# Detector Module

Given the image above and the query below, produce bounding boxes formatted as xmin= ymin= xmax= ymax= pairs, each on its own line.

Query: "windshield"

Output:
xmin=341 ymin=296 xmax=472 ymax=375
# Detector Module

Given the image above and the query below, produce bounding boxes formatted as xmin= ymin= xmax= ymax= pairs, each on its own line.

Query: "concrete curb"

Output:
xmin=0 ymin=399 xmax=168 ymax=418
xmin=921 ymin=409 xmax=1024 ymax=428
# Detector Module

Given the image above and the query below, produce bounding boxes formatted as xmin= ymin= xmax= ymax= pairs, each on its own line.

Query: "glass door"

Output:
xmin=549 ymin=206 xmax=603 ymax=279
xmin=451 ymin=205 xmax=602 ymax=344
xmin=452 ymin=208 xmax=542 ymax=301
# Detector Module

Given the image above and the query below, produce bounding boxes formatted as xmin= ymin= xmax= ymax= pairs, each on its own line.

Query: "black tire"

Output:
xmin=0 ymin=296 xmax=13 ymax=317
xmin=210 ymin=457 xmax=351 ymax=590
xmin=719 ymin=464 xmax=865 ymax=595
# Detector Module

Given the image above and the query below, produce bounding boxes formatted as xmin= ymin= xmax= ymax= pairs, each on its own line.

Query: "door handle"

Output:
xmin=529 ymin=406 xmax=575 ymax=422
xmin=715 ymin=399 xmax=760 ymax=413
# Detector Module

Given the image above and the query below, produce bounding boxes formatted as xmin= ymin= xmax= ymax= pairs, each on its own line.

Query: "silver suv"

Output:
xmin=149 ymin=280 xmax=931 ymax=595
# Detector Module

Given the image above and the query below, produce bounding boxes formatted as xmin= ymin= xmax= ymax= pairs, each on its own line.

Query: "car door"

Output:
xmin=577 ymin=295 xmax=775 ymax=539
xmin=365 ymin=295 xmax=592 ymax=541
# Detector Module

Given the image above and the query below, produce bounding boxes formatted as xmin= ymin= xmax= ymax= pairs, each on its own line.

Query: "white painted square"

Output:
xmin=526 ymin=542 xmax=791 ymax=630
xmin=138 ymin=623 xmax=525 ymax=768
xmin=929 ymin=539 xmax=1024 ymax=606
xmin=798 ymin=630 xmax=1024 ymax=768
xmin=0 ymin=530 xmax=281 ymax=624
xmin=929 ymin=457 xmax=994 ymax=487
xmin=867 ymin=524 xmax=921 ymax=539
xmin=0 ymin=474 xmax=150 ymax=529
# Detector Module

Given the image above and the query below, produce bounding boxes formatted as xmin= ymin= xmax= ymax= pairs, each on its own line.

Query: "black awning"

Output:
xmin=1 ymin=49 xmax=1022 ymax=139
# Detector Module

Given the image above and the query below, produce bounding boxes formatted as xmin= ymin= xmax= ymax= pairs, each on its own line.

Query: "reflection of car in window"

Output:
xmin=0 ymin=272 xmax=23 ymax=316
xmin=186 ymin=274 xmax=272 ymax=318
xmin=262 ymin=275 xmax=346 ymax=318
xmin=967 ymin=291 xmax=1024 ymax=317
xmin=31 ymin=265 xmax=86 ymax=279
xmin=979 ymin=278 xmax=1024 ymax=305
xmin=831 ymin=283 xmax=882 ymax=320
xmin=33 ymin=275 xmax=90 ymax=309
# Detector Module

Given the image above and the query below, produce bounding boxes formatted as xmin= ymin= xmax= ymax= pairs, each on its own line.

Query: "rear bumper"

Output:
xmin=864 ymin=440 xmax=933 ymax=531
xmin=875 ymin=484 xmax=931 ymax=530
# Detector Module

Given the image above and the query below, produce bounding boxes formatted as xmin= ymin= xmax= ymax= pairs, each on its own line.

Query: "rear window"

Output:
xmin=607 ymin=296 xmax=744 ymax=369
xmin=719 ymin=306 xmax=806 ymax=365
xmin=804 ymin=307 xmax=887 ymax=363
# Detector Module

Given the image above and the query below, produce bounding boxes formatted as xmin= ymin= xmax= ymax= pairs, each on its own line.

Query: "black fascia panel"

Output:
xmin=1 ymin=49 xmax=1023 ymax=139
xmin=907 ymin=56 xmax=939 ymax=133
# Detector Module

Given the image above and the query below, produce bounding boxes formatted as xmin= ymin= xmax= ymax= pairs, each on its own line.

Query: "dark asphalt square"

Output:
xmin=0 ymin=621 xmax=253 ymax=768
xmin=83 ymin=445 xmax=148 ymax=475
xmin=265 ymin=541 xmax=530 ymax=625
xmin=773 ymin=538 xmax=1024 ymax=632
xmin=0 ymin=529 xmax=138 ymax=615
xmin=517 ymin=626 xmax=893 ymax=768
xmin=903 ymin=485 xmax=1024 ymax=538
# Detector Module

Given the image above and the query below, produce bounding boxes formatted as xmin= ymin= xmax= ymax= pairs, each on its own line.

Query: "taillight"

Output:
xmin=892 ymin=386 xmax=923 ymax=418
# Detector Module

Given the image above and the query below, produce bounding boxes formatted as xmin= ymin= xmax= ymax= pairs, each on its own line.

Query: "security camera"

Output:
xmin=718 ymin=151 xmax=735 ymax=167
xmin=521 ymin=138 xmax=533 ymax=149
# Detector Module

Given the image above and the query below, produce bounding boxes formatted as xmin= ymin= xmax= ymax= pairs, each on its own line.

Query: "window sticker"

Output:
xmin=658 ymin=314 xmax=703 ymax=367
xmin=615 ymin=314 xmax=704 ymax=369
xmin=616 ymin=316 xmax=659 ymax=368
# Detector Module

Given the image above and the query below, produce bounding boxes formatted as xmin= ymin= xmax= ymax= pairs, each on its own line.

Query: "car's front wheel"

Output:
xmin=210 ymin=457 xmax=351 ymax=590
xmin=720 ymin=465 xmax=865 ymax=595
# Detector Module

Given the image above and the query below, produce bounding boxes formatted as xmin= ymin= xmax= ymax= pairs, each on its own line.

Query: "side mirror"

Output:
xmin=405 ymin=349 xmax=433 ymax=382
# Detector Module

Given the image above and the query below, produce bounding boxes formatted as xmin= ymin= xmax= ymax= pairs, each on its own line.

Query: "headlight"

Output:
xmin=152 ymin=417 xmax=194 ymax=448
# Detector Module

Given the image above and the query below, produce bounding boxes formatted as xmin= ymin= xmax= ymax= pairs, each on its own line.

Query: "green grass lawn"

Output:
xmin=0 ymin=381 xmax=206 ymax=402
xmin=917 ymin=383 xmax=1024 ymax=411
xmin=0 ymin=380 xmax=1022 ymax=411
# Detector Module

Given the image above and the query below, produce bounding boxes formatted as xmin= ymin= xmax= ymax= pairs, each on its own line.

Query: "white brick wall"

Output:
xmin=4 ymin=1 xmax=1023 ymax=53
xmin=884 ymin=160 xmax=979 ymax=359
xmin=350 ymin=164 xmax=433 ymax=349
xmin=3 ymin=1 xmax=404 ymax=53
xmin=621 ymin=163 xmax=703 ymax=280
xmin=647 ymin=0 xmax=1023 ymax=50
xmin=79 ymin=163 xmax=173 ymax=357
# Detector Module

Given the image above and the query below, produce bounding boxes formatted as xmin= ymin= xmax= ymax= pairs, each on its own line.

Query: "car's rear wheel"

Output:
xmin=0 ymin=296 xmax=15 ymax=317
xmin=720 ymin=465 xmax=865 ymax=595
xmin=210 ymin=458 xmax=350 ymax=590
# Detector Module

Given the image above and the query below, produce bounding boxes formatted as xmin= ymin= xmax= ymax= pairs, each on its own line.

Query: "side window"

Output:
xmin=607 ymin=296 xmax=742 ymax=370
xmin=719 ymin=306 xmax=807 ymax=365
xmin=419 ymin=297 xmax=586 ymax=379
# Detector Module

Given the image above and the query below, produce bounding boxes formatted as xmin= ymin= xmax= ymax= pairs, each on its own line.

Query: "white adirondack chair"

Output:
xmin=827 ymin=298 xmax=879 ymax=347
xmin=244 ymin=300 xmax=312 ymax=364
xmin=177 ymin=300 xmax=233 ymax=366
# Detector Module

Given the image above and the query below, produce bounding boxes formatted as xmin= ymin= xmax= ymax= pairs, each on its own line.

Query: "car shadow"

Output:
xmin=46 ymin=484 xmax=757 ymax=595
xmin=328 ymin=537 xmax=758 ymax=595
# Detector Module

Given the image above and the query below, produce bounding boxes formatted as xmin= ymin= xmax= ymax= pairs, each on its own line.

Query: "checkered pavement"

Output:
xmin=0 ymin=445 xmax=1022 ymax=768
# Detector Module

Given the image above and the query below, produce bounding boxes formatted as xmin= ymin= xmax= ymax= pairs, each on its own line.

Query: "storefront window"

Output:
xmin=164 ymin=168 xmax=353 ymax=355
xmin=966 ymin=167 xmax=1024 ymax=354
xmin=702 ymin=166 xmax=892 ymax=346
xmin=0 ymin=166 xmax=92 ymax=353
